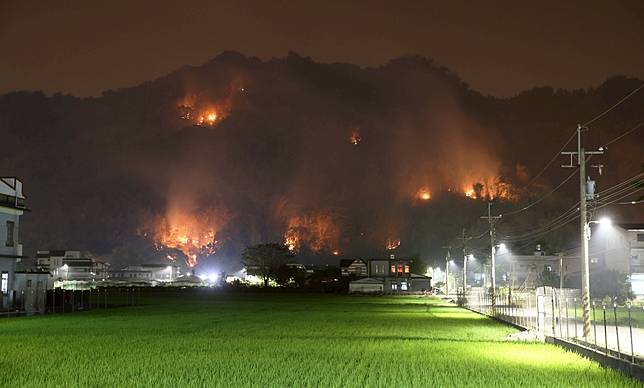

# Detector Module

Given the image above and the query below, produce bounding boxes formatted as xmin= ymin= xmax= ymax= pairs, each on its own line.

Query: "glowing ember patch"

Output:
xmin=416 ymin=188 xmax=431 ymax=201
xmin=349 ymin=130 xmax=361 ymax=145
xmin=464 ymin=189 xmax=476 ymax=199
xmin=332 ymin=250 xmax=340 ymax=256
xmin=386 ymin=239 xmax=401 ymax=250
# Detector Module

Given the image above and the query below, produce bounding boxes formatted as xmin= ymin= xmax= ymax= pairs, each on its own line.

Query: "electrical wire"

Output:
xmin=603 ymin=120 xmax=644 ymax=148
xmin=583 ymin=82 xmax=644 ymax=126
xmin=500 ymin=167 xmax=578 ymax=217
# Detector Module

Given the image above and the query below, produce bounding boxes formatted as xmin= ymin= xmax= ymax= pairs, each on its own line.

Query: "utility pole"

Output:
xmin=481 ymin=202 xmax=502 ymax=313
xmin=442 ymin=246 xmax=452 ymax=296
xmin=561 ymin=124 xmax=603 ymax=340
xmin=457 ymin=229 xmax=472 ymax=299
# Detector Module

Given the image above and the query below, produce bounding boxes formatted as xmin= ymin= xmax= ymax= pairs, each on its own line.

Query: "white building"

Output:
xmin=0 ymin=177 xmax=27 ymax=310
xmin=110 ymin=264 xmax=179 ymax=282
xmin=507 ymin=223 xmax=644 ymax=296
xmin=37 ymin=250 xmax=110 ymax=283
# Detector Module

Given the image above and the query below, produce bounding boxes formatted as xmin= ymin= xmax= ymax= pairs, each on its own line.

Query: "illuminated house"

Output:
xmin=340 ymin=258 xmax=368 ymax=277
xmin=349 ymin=256 xmax=431 ymax=293
xmin=36 ymin=250 xmax=110 ymax=283
xmin=0 ymin=177 xmax=27 ymax=310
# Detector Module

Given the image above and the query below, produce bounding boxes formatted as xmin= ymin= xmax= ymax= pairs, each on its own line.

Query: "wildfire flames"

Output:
xmin=386 ymin=238 xmax=401 ymax=251
xmin=349 ymin=130 xmax=361 ymax=146
xmin=416 ymin=188 xmax=432 ymax=201
xmin=283 ymin=213 xmax=340 ymax=254
xmin=461 ymin=177 xmax=516 ymax=200
xmin=145 ymin=208 xmax=228 ymax=268
xmin=177 ymin=78 xmax=245 ymax=127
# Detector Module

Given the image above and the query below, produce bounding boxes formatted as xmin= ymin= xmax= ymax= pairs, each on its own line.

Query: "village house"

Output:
xmin=37 ymin=250 xmax=110 ymax=284
xmin=348 ymin=255 xmax=431 ymax=293
xmin=0 ymin=177 xmax=27 ymax=310
xmin=340 ymin=258 xmax=368 ymax=277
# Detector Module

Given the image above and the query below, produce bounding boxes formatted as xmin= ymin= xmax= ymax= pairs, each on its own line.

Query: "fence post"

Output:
xmin=592 ymin=301 xmax=597 ymax=348
xmin=557 ymin=292 xmax=563 ymax=337
xmin=628 ymin=302 xmax=634 ymax=364
xmin=613 ymin=301 xmax=621 ymax=359
xmin=574 ymin=298 xmax=578 ymax=339
xmin=565 ymin=298 xmax=570 ymax=339
xmin=602 ymin=303 xmax=608 ymax=355
xmin=551 ymin=293 xmax=556 ymax=336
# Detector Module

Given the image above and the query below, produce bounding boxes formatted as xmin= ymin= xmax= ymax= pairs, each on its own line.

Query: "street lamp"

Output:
xmin=463 ymin=255 xmax=474 ymax=299
xmin=62 ymin=264 xmax=69 ymax=281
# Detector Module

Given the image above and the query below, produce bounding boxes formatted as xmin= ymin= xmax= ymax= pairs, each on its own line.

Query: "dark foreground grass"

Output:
xmin=0 ymin=291 xmax=639 ymax=387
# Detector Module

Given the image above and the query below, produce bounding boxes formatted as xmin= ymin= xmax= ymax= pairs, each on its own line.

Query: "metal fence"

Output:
xmin=465 ymin=286 xmax=643 ymax=365
xmin=1 ymin=287 xmax=141 ymax=317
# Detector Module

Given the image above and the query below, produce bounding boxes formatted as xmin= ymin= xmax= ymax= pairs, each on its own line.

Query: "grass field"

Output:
xmin=0 ymin=291 xmax=639 ymax=387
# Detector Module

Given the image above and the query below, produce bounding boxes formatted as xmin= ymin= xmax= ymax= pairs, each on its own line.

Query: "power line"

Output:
xmin=603 ymin=120 xmax=644 ymax=148
xmin=523 ymin=130 xmax=577 ymax=188
xmin=501 ymin=172 xmax=643 ymax=242
xmin=583 ymin=82 xmax=644 ymax=126
xmin=500 ymin=167 xmax=578 ymax=217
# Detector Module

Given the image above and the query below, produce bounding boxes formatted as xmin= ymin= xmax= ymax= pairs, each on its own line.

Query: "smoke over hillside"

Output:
xmin=1 ymin=52 xmax=642 ymax=271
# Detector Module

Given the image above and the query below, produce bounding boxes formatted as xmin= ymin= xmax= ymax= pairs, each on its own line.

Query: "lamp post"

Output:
xmin=581 ymin=217 xmax=612 ymax=339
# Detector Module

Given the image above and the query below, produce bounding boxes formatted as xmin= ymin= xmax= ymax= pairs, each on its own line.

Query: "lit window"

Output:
xmin=391 ymin=283 xmax=397 ymax=290
xmin=401 ymin=282 xmax=408 ymax=291
xmin=1 ymin=272 xmax=8 ymax=293
xmin=397 ymin=264 xmax=403 ymax=273
xmin=390 ymin=264 xmax=396 ymax=273
xmin=404 ymin=265 xmax=410 ymax=273
xmin=544 ymin=265 xmax=552 ymax=272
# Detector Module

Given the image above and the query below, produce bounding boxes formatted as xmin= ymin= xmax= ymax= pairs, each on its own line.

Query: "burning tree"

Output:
xmin=241 ymin=243 xmax=294 ymax=287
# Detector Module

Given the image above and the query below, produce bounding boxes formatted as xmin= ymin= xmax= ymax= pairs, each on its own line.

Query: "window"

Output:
xmin=26 ymin=280 xmax=32 ymax=288
xmin=37 ymin=281 xmax=43 ymax=288
xmin=590 ymin=257 xmax=600 ymax=264
xmin=397 ymin=264 xmax=403 ymax=273
xmin=1 ymin=272 xmax=8 ymax=293
xmin=544 ymin=265 xmax=552 ymax=272
xmin=6 ymin=221 xmax=15 ymax=246
xmin=638 ymin=234 xmax=644 ymax=242
xmin=401 ymin=282 xmax=408 ymax=291
xmin=390 ymin=264 xmax=396 ymax=273
xmin=404 ymin=265 xmax=410 ymax=273
xmin=391 ymin=283 xmax=397 ymax=290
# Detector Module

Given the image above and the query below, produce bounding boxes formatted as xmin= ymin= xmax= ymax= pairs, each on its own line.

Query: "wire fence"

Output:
xmin=465 ymin=286 xmax=643 ymax=366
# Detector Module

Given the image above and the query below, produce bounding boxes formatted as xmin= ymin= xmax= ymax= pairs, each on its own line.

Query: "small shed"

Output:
xmin=14 ymin=270 xmax=51 ymax=314
xmin=349 ymin=277 xmax=383 ymax=294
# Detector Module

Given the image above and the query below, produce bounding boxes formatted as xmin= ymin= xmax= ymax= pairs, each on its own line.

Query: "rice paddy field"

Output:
xmin=0 ymin=290 xmax=639 ymax=387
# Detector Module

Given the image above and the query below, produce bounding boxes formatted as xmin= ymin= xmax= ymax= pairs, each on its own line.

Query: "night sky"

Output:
xmin=2 ymin=0 xmax=644 ymax=97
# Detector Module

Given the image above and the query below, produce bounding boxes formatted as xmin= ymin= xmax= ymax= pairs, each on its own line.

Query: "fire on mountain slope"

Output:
xmin=146 ymin=207 xmax=229 ymax=268
xmin=177 ymin=77 xmax=245 ymax=127
xmin=283 ymin=212 xmax=341 ymax=254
